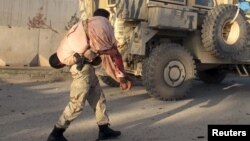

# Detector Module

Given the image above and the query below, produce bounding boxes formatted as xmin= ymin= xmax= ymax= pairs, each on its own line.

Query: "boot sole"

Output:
xmin=96 ymin=136 xmax=120 ymax=141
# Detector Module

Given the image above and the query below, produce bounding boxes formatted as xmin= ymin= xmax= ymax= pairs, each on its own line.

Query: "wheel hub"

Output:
xmin=164 ymin=61 xmax=186 ymax=87
xmin=222 ymin=20 xmax=240 ymax=45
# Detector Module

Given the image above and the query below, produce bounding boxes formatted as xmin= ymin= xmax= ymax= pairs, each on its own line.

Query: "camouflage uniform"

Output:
xmin=79 ymin=0 xmax=94 ymax=20
xmin=56 ymin=64 xmax=109 ymax=129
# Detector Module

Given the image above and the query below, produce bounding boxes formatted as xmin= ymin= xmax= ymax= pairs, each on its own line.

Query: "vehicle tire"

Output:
xmin=197 ymin=68 xmax=227 ymax=84
xmin=142 ymin=58 xmax=153 ymax=96
xmin=201 ymin=5 xmax=250 ymax=59
xmin=99 ymin=76 xmax=119 ymax=87
xmin=145 ymin=43 xmax=196 ymax=100
xmin=142 ymin=58 xmax=149 ymax=86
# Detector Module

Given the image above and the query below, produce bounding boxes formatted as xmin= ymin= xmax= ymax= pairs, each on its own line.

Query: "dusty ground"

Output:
xmin=0 ymin=76 xmax=250 ymax=141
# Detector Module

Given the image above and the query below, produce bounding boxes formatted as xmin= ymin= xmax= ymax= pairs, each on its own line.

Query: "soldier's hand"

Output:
xmin=119 ymin=77 xmax=132 ymax=91
xmin=74 ymin=53 xmax=85 ymax=71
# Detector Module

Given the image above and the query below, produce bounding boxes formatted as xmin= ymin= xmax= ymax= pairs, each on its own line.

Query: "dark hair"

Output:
xmin=49 ymin=53 xmax=65 ymax=69
xmin=93 ymin=8 xmax=110 ymax=19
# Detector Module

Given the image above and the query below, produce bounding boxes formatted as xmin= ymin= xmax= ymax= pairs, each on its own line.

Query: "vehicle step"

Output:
xmin=236 ymin=64 xmax=250 ymax=76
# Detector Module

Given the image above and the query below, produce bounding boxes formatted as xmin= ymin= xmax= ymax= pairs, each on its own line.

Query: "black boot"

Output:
xmin=47 ymin=126 xmax=68 ymax=141
xmin=97 ymin=124 xmax=121 ymax=140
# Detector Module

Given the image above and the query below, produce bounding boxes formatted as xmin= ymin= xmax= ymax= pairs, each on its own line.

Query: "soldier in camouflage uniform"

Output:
xmin=47 ymin=9 xmax=132 ymax=141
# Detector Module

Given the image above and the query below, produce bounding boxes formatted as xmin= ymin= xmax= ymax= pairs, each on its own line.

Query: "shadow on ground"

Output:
xmin=1 ymin=77 xmax=250 ymax=141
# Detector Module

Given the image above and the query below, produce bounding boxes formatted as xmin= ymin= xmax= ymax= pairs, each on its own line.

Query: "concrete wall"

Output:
xmin=0 ymin=0 xmax=79 ymax=67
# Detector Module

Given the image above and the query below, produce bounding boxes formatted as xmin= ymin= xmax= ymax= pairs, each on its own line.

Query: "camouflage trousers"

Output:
xmin=56 ymin=64 xmax=109 ymax=129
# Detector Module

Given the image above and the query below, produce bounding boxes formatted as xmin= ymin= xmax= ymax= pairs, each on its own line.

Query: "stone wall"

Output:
xmin=0 ymin=0 xmax=79 ymax=67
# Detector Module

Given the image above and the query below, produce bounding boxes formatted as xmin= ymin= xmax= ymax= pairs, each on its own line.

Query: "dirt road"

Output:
xmin=0 ymin=76 xmax=250 ymax=141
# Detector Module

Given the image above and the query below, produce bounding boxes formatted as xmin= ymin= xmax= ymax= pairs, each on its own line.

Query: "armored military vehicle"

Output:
xmin=96 ymin=0 xmax=250 ymax=100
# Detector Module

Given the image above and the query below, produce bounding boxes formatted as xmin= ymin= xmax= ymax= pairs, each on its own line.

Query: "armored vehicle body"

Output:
xmin=91 ymin=0 xmax=250 ymax=100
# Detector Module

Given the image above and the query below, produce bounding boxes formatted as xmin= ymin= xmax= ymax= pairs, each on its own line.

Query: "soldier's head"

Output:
xmin=93 ymin=9 xmax=110 ymax=19
xmin=49 ymin=53 xmax=65 ymax=69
